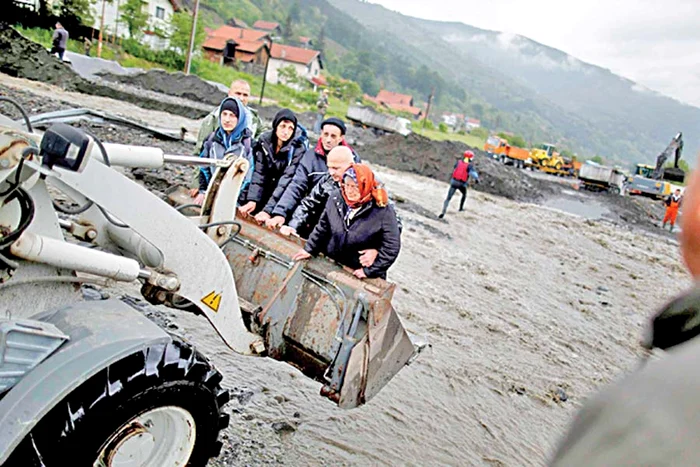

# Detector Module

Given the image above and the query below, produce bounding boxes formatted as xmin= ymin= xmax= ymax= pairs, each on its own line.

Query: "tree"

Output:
xmin=590 ymin=155 xmax=604 ymax=164
xmin=170 ymin=11 xmax=205 ymax=54
xmin=120 ymin=0 xmax=149 ymax=39
xmin=282 ymin=13 xmax=293 ymax=42
xmin=438 ymin=122 xmax=448 ymax=133
xmin=278 ymin=65 xmax=302 ymax=87
xmin=59 ymin=0 xmax=95 ymax=28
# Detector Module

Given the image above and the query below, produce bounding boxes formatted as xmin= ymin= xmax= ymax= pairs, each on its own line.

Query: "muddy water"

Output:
xmin=544 ymin=190 xmax=611 ymax=220
xmin=2 ymin=72 xmax=687 ymax=465
xmin=148 ymin=165 xmax=689 ymax=466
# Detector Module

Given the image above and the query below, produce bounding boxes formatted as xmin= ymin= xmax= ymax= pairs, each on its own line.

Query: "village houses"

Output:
xmin=87 ymin=0 xmax=181 ymax=50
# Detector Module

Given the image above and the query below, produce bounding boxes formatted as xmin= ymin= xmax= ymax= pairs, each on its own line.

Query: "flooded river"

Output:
xmin=153 ymin=166 xmax=688 ymax=466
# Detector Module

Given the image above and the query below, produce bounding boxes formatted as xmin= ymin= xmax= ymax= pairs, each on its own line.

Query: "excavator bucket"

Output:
xmin=222 ymin=216 xmax=417 ymax=408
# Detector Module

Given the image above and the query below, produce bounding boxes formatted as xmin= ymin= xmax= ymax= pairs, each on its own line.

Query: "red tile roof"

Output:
xmin=253 ymin=20 xmax=281 ymax=31
xmin=310 ymin=75 xmax=328 ymax=87
xmin=208 ymin=26 xmax=269 ymax=43
xmin=236 ymin=40 xmax=267 ymax=53
xmin=299 ymin=36 xmax=311 ymax=43
xmin=376 ymin=90 xmax=414 ymax=107
xmin=270 ymin=43 xmax=320 ymax=66
xmin=202 ymin=36 xmax=230 ymax=51
xmin=390 ymin=103 xmax=423 ymax=117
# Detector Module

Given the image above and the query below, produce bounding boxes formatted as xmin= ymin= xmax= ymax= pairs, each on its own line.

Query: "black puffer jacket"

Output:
xmin=270 ymin=139 xmax=358 ymax=219
xmin=290 ymin=173 xmax=403 ymax=238
xmin=248 ymin=129 xmax=306 ymax=213
xmin=304 ymin=192 xmax=401 ymax=279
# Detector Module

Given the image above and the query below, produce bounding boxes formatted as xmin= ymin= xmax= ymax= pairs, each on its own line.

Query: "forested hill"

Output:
xmin=186 ymin=0 xmax=700 ymax=165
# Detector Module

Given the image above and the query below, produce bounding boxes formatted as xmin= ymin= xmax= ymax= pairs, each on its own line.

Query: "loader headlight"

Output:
xmin=40 ymin=123 xmax=93 ymax=172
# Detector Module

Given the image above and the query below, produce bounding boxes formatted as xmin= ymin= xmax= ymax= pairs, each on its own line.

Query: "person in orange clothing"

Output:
xmin=662 ymin=189 xmax=683 ymax=232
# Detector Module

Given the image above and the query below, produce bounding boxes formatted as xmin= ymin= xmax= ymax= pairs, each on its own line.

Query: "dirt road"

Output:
xmin=1 ymin=74 xmax=689 ymax=466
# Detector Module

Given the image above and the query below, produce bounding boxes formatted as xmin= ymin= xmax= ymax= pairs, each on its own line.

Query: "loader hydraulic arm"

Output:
xmin=1 ymin=123 xmax=264 ymax=355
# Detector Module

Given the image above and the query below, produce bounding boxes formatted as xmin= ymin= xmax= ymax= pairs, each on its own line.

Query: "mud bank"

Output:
xmin=361 ymin=133 xmax=556 ymax=202
xmin=0 ymin=24 xmax=211 ymax=119
xmin=99 ymin=68 xmax=228 ymax=107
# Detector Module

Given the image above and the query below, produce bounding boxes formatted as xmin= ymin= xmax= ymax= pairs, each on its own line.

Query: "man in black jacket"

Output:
xmin=265 ymin=117 xmax=356 ymax=229
xmin=280 ymin=146 xmax=354 ymax=238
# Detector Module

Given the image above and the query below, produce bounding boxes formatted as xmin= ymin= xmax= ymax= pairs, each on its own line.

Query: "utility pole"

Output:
xmin=420 ymin=87 xmax=436 ymax=173
xmin=184 ymin=0 xmax=200 ymax=75
xmin=97 ymin=0 xmax=107 ymax=58
xmin=423 ymin=87 xmax=435 ymax=128
xmin=259 ymin=40 xmax=273 ymax=105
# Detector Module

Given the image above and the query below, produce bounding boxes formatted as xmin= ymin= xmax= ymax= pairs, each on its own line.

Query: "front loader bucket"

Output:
xmin=223 ymin=217 xmax=416 ymax=408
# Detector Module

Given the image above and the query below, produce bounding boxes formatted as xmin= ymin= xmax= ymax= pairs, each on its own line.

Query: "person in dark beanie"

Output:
xmin=193 ymin=97 xmax=252 ymax=205
xmin=265 ymin=117 xmax=358 ymax=230
xmin=239 ymin=108 xmax=308 ymax=219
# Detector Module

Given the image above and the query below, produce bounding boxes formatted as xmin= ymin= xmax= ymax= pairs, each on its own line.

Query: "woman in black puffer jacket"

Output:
xmin=292 ymin=163 xmax=401 ymax=280
xmin=239 ymin=109 xmax=307 ymax=218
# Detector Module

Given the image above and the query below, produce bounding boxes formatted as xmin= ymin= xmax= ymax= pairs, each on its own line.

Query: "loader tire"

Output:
xmin=7 ymin=337 xmax=229 ymax=467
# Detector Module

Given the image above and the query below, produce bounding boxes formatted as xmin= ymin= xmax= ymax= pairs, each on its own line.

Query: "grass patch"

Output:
xmin=415 ymin=126 xmax=486 ymax=148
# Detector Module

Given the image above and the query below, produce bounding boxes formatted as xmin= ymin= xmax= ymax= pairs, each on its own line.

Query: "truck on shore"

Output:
xmin=578 ymin=161 xmax=626 ymax=194
xmin=346 ymin=105 xmax=412 ymax=136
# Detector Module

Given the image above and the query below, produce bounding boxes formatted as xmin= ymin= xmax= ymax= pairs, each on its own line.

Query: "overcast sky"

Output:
xmin=370 ymin=0 xmax=700 ymax=108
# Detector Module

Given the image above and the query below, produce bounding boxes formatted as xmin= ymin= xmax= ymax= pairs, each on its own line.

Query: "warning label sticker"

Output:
xmin=201 ymin=291 xmax=222 ymax=312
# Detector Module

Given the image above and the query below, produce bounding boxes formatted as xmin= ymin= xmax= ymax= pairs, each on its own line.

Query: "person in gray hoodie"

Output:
xmin=51 ymin=22 xmax=69 ymax=61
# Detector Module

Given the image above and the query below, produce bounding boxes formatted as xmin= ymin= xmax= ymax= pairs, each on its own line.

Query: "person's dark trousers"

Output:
xmin=51 ymin=46 xmax=66 ymax=61
xmin=439 ymin=178 xmax=467 ymax=218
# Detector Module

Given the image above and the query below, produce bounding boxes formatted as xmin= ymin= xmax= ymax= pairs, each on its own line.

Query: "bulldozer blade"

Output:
xmin=222 ymin=216 xmax=417 ymax=409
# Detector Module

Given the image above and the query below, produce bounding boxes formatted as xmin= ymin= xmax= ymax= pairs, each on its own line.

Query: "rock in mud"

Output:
xmin=271 ymin=421 xmax=297 ymax=434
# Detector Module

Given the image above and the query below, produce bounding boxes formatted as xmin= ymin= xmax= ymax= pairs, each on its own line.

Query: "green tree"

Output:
xmin=470 ymin=127 xmax=489 ymax=140
xmin=278 ymin=65 xmax=302 ymax=87
xmin=119 ymin=0 xmax=149 ymax=39
xmin=169 ymin=10 xmax=205 ymax=54
xmin=438 ymin=122 xmax=448 ymax=133
xmin=590 ymin=155 xmax=604 ymax=164
xmin=60 ymin=0 xmax=95 ymax=28
xmin=282 ymin=13 xmax=293 ymax=42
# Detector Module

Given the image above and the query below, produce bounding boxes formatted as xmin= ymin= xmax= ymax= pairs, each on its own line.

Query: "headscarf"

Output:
xmin=271 ymin=108 xmax=298 ymax=152
xmin=217 ymin=96 xmax=248 ymax=149
xmin=341 ymin=163 xmax=389 ymax=209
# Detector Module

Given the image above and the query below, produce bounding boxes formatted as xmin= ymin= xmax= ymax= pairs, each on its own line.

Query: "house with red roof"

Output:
xmin=253 ymin=20 xmax=282 ymax=36
xmin=201 ymin=26 xmax=271 ymax=69
xmin=266 ymin=43 xmax=323 ymax=88
xmin=371 ymin=90 xmax=423 ymax=119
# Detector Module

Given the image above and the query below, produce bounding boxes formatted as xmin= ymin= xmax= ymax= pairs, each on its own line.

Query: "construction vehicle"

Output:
xmin=483 ymin=136 xmax=530 ymax=168
xmin=346 ymin=105 xmax=412 ymax=136
xmin=578 ymin=162 xmax=626 ymax=194
xmin=484 ymin=135 xmax=505 ymax=157
xmin=626 ymin=133 xmax=683 ymax=199
xmin=528 ymin=143 xmax=572 ymax=176
xmin=0 ymin=103 xmax=421 ymax=465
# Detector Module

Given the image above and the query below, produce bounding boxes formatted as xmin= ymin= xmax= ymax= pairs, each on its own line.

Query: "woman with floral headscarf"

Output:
xmin=292 ymin=163 xmax=401 ymax=279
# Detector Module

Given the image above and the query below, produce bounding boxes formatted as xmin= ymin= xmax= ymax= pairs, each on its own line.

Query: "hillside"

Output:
xmin=187 ymin=0 xmax=700 ymax=165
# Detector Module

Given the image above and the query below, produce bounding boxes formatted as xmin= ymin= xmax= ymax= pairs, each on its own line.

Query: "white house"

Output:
xmin=89 ymin=0 xmax=180 ymax=50
xmin=265 ymin=43 xmax=322 ymax=88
